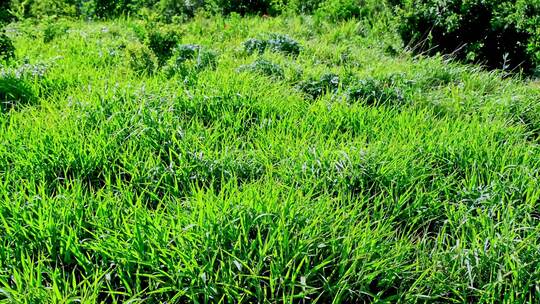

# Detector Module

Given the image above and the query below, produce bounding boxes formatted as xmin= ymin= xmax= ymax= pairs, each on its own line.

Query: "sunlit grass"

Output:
xmin=1 ymin=14 xmax=540 ymax=303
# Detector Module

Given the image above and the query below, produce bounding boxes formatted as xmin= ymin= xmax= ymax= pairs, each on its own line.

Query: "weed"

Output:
xmin=163 ymin=44 xmax=217 ymax=77
xmin=238 ymin=58 xmax=284 ymax=79
xmin=125 ymin=42 xmax=158 ymax=75
xmin=267 ymin=33 xmax=302 ymax=56
xmin=347 ymin=75 xmax=406 ymax=105
xmin=243 ymin=34 xmax=302 ymax=56
xmin=297 ymin=73 xmax=340 ymax=99
xmin=43 ymin=21 xmax=69 ymax=43
xmin=243 ymin=38 xmax=267 ymax=55
xmin=144 ymin=24 xmax=182 ymax=64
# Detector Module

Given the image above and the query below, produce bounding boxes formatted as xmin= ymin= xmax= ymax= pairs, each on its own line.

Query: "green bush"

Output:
xmin=238 ymin=58 xmax=285 ymax=79
xmin=346 ymin=75 xmax=405 ymax=106
xmin=396 ymin=0 xmax=540 ymax=74
xmin=143 ymin=23 xmax=181 ymax=64
xmin=156 ymin=0 xmax=205 ymax=21
xmin=0 ymin=1 xmax=12 ymax=23
xmin=315 ymin=0 xmax=386 ymax=21
xmin=243 ymin=38 xmax=267 ymax=55
xmin=155 ymin=0 xmax=290 ymax=21
xmin=43 ymin=20 xmax=69 ymax=43
xmin=0 ymin=76 xmax=35 ymax=111
xmin=9 ymin=0 xmax=78 ymax=18
xmin=163 ymin=44 xmax=217 ymax=77
xmin=125 ymin=42 xmax=158 ymax=75
xmin=242 ymin=34 xmax=302 ymax=56
xmin=0 ymin=30 xmax=15 ymax=62
xmin=2 ymin=0 xmax=388 ymax=21
xmin=3 ymin=0 xmax=364 ymax=21
xmin=92 ymin=0 xmax=145 ymax=18
xmin=286 ymin=0 xmax=325 ymax=13
xmin=297 ymin=73 xmax=340 ymax=99
xmin=216 ymin=0 xmax=273 ymax=15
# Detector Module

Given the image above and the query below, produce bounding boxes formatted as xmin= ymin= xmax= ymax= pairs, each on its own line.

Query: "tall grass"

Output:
xmin=1 ymin=15 xmax=540 ymax=303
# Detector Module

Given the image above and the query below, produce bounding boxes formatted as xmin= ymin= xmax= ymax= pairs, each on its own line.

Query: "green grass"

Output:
xmin=1 ymin=14 xmax=540 ymax=303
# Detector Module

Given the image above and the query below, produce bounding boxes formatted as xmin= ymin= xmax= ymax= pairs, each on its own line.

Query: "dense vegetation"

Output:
xmin=1 ymin=1 xmax=540 ymax=303
xmin=3 ymin=0 xmax=540 ymax=74
xmin=396 ymin=0 xmax=540 ymax=74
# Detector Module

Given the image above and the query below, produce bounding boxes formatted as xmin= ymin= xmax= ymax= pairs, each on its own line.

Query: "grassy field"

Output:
xmin=2 ymin=14 xmax=540 ymax=303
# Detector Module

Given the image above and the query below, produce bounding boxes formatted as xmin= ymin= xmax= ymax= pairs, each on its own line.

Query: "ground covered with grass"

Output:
xmin=2 ymin=15 xmax=540 ymax=303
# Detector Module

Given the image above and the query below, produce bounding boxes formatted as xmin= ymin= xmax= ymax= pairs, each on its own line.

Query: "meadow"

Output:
xmin=2 ymin=12 xmax=540 ymax=303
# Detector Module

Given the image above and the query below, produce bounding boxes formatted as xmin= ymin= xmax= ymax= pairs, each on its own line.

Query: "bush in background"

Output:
xmin=0 ymin=29 xmax=15 ymax=62
xmin=238 ymin=58 xmax=285 ymax=79
xmin=143 ymin=23 xmax=182 ymax=64
xmin=8 ymin=0 xmax=78 ymax=19
xmin=0 ymin=0 xmax=385 ymax=21
xmin=315 ymin=0 xmax=387 ymax=22
xmin=243 ymin=34 xmax=302 ymax=57
xmin=163 ymin=44 xmax=218 ymax=77
xmin=395 ymin=0 xmax=540 ymax=74
xmin=125 ymin=42 xmax=158 ymax=75
xmin=0 ymin=1 xmax=12 ymax=23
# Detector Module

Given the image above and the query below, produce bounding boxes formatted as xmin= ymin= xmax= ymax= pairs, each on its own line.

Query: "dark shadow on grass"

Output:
xmin=0 ymin=76 xmax=36 ymax=112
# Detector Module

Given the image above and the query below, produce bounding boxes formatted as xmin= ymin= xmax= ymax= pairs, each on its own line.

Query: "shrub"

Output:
xmin=194 ymin=48 xmax=218 ymax=70
xmin=297 ymin=73 xmax=340 ymax=99
xmin=157 ymin=0 xmax=205 ymax=21
xmin=0 ymin=76 xmax=35 ymax=111
xmin=286 ymin=0 xmax=325 ymax=14
xmin=396 ymin=0 xmax=540 ymax=74
xmin=315 ymin=0 xmax=386 ymax=21
xmin=125 ymin=42 xmax=158 ymax=75
xmin=0 ymin=1 xmax=12 ymax=23
xmin=267 ymin=34 xmax=302 ymax=56
xmin=216 ymin=0 xmax=272 ymax=15
xmin=243 ymin=34 xmax=301 ymax=57
xmin=43 ymin=20 xmax=69 ymax=43
xmin=93 ymin=0 xmax=139 ymax=18
xmin=3 ymin=0 xmax=387 ymax=21
xmin=346 ymin=75 xmax=405 ymax=105
xmin=174 ymin=44 xmax=200 ymax=62
xmin=164 ymin=44 xmax=217 ymax=77
xmin=8 ymin=0 xmax=78 ymax=18
xmin=0 ymin=31 xmax=15 ymax=62
xmin=144 ymin=23 xmax=181 ymax=64
xmin=243 ymin=38 xmax=267 ymax=55
xmin=238 ymin=58 xmax=285 ymax=79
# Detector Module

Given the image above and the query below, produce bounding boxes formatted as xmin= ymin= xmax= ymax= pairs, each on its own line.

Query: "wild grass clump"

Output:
xmin=267 ymin=33 xmax=302 ymax=56
xmin=43 ymin=20 xmax=69 ymax=43
xmin=243 ymin=38 xmax=267 ymax=55
xmin=243 ymin=34 xmax=301 ymax=56
xmin=125 ymin=42 xmax=158 ymax=75
xmin=163 ymin=44 xmax=217 ymax=77
xmin=347 ymin=74 xmax=407 ymax=105
xmin=238 ymin=58 xmax=284 ymax=79
xmin=9 ymin=62 xmax=49 ymax=78
xmin=297 ymin=73 xmax=340 ymax=99
xmin=508 ymin=90 xmax=540 ymax=139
